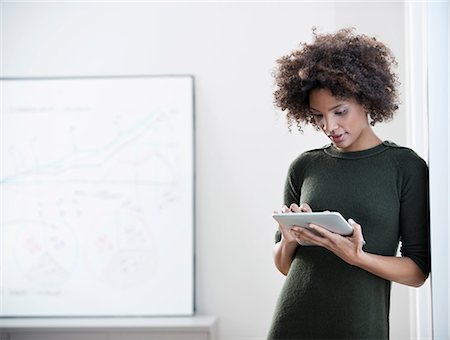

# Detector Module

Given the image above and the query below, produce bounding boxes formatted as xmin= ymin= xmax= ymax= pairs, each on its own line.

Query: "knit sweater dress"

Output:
xmin=267 ymin=141 xmax=430 ymax=340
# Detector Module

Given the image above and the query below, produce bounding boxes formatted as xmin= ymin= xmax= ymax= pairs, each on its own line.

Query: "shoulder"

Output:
xmin=288 ymin=144 xmax=330 ymax=170
xmin=382 ymin=141 xmax=428 ymax=169
xmin=382 ymin=141 xmax=428 ymax=183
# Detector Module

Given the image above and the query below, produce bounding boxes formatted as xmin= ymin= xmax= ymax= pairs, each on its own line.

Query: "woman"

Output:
xmin=268 ymin=28 xmax=430 ymax=339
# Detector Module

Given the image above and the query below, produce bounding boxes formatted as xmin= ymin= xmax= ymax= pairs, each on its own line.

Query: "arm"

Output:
xmin=354 ymin=251 xmax=427 ymax=287
xmin=273 ymin=154 xmax=314 ymax=275
xmin=273 ymin=203 xmax=311 ymax=276
xmin=273 ymin=237 xmax=298 ymax=276
xmin=291 ymin=219 xmax=428 ymax=287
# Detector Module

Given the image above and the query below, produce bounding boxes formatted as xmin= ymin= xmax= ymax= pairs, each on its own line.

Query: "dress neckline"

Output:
xmin=323 ymin=141 xmax=390 ymax=159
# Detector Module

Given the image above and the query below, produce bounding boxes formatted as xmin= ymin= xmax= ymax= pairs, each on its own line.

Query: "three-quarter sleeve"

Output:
xmin=275 ymin=157 xmax=303 ymax=244
xmin=398 ymin=152 xmax=431 ymax=276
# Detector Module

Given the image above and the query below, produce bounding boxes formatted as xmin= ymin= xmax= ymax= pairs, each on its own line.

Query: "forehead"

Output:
xmin=309 ymin=88 xmax=341 ymax=108
xmin=309 ymin=88 xmax=356 ymax=111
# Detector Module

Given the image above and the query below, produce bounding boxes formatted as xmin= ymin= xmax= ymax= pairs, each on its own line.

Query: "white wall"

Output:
xmin=427 ymin=1 xmax=450 ymax=339
xmin=1 ymin=2 xmax=411 ymax=339
xmin=404 ymin=2 xmax=433 ymax=338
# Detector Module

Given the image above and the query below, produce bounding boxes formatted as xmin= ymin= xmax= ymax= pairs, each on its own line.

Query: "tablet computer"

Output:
xmin=272 ymin=211 xmax=353 ymax=236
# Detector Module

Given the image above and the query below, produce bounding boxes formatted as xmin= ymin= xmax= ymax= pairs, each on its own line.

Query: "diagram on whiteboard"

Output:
xmin=1 ymin=76 xmax=194 ymax=316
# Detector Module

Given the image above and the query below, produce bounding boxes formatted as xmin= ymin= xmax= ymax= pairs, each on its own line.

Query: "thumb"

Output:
xmin=349 ymin=218 xmax=366 ymax=246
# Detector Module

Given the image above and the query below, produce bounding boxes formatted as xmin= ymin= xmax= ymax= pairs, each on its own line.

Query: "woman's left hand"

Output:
xmin=290 ymin=218 xmax=366 ymax=266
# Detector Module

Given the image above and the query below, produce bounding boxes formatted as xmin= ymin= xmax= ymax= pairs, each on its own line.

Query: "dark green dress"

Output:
xmin=267 ymin=142 xmax=430 ymax=340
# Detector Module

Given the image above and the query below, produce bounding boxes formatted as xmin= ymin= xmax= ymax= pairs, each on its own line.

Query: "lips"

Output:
xmin=329 ymin=133 xmax=346 ymax=143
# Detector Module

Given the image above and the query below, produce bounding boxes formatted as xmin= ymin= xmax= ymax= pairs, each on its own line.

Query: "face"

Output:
xmin=308 ymin=88 xmax=379 ymax=152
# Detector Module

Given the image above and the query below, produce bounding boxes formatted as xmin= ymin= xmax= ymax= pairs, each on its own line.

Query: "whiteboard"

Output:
xmin=0 ymin=76 xmax=195 ymax=317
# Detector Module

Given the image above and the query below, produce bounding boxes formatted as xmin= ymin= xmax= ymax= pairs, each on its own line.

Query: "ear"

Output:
xmin=363 ymin=106 xmax=375 ymax=126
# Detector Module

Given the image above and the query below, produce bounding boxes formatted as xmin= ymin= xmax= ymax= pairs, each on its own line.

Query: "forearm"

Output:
xmin=354 ymin=252 xmax=427 ymax=287
xmin=273 ymin=239 xmax=298 ymax=276
xmin=297 ymin=220 xmax=428 ymax=287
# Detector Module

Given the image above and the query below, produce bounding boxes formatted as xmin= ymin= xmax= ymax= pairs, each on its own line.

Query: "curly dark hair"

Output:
xmin=273 ymin=28 xmax=400 ymax=130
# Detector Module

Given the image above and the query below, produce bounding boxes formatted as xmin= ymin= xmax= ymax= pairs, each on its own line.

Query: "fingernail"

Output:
xmin=349 ymin=218 xmax=355 ymax=224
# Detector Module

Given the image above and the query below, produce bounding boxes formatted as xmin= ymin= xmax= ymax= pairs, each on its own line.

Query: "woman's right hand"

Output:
xmin=273 ymin=203 xmax=313 ymax=275
xmin=277 ymin=203 xmax=313 ymax=244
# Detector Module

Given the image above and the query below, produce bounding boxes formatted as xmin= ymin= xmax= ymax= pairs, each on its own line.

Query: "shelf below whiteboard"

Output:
xmin=0 ymin=315 xmax=217 ymax=332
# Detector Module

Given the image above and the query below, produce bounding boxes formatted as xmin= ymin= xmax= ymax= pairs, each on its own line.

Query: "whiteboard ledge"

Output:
xmin=0 ymin=316 xmax=217 ymax=331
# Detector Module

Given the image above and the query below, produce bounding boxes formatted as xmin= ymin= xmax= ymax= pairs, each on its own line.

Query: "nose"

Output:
xmin=322 ymin=115 xmax=338 ymax=134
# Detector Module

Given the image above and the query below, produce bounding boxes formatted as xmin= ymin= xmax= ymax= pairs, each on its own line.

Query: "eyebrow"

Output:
xmin=310 ymin=103 xmax=346 ymax=113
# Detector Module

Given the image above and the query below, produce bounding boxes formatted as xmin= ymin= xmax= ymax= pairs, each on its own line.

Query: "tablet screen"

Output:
xmin=272 ymin=211 xmax=353 ymax=236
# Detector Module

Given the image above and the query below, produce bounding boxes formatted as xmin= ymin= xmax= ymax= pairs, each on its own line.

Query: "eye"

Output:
xmin=334 ymin=108 xmax=348 ymax=116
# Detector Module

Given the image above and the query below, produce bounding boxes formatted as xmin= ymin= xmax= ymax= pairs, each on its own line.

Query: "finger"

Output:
xmin=294 ymin=227 xmax=326 ymax=247
xmin=289 ymin=228 xmax=310 ymax=244
xmin=281 ymin=205 xmax=291 ymax=213
xmin=307 ymin=223 xmax=333 ymax=238
xmin=299 ymin=203 xmax=312 ymax=213
xmin=289 ymin=203 xmax=301 ymax=212
xmin=290 ymin=227 xmax=306 ymax=238
xmin=348 ymin=218 xmax=366 ymax=246
xmin=290 ymin=226 xmax=302 ymax=233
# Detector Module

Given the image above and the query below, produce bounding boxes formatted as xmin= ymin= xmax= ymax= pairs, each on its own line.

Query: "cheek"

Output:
xmin=341 ymin=114 xmax=367 ymax=131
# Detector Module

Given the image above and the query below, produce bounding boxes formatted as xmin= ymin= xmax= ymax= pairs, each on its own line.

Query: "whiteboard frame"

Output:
xmin=0 ymin=75 xmax=196 ymax=318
